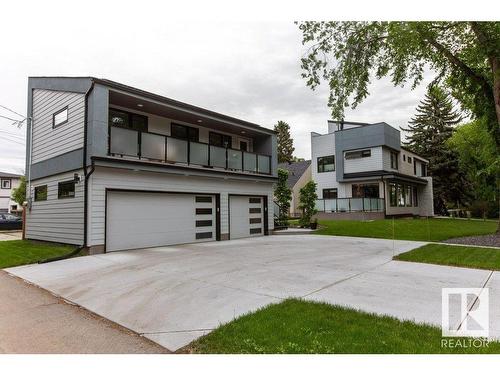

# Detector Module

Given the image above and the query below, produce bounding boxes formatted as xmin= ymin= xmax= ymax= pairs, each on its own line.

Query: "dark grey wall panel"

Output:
xmin=30 ymin=148 xmax=84 ymax=180
xmin=86 ymin=84 xmax=109 ymax=164
xmin=335 ymin=123 xmax=401 ymax=181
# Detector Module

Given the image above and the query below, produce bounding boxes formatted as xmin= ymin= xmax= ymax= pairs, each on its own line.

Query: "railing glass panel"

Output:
xmin=141 ymin=133 xmax=165 ymax=161
xmin=209 ymin=145 xmax=227 ymax=168
xmin=324 ymin=199 xmax=337 ymax=212
xmin=337 ymin=199 xmax=349 ymax=212
xmin=190 ymin=141 xmax=209 ymax=166
xmin=110 ymin=126 xmax=138 ymax=156
xmin=243 ymin=152 xmax=257 ymax=172
xmin=167 ymin=137 xmax=188 ymax=163
xmin=258 ymin=155 xmax=270 ymax=174
xmin=227 ymin=149 xmax=243 ymax=170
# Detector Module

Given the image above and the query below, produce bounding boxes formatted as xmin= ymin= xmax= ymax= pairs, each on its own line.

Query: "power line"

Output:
xmin=0 ymin=130 xmax=24 ymax=139
xmin=0 ymin=114 xmax=21 ymax=122
xmin=0 ymin=135 xmax=25 ymax=146
xmin=0 ymin=104 xmax=25 ymax=119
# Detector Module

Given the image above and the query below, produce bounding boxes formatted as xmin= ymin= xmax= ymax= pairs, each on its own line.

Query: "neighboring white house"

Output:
xmin=0 ymin=171 xmax=22 ymax=214
xmin=25 ymin=77 xmax=277 ymax=253
xmin=311 ymin=120 xmax=434 ymax=218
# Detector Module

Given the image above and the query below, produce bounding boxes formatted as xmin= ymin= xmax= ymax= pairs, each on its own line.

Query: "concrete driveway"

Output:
xmin=6 ymin=235 xmax=498 ymax=351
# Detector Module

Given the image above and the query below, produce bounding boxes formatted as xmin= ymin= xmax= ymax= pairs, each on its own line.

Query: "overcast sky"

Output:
xmin=0 ymin=4 xmax=435 ymax=175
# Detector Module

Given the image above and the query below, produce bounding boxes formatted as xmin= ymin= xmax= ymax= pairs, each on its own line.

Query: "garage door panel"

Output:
xmin=107 ymin=191 xmax=215 ymax=252
xmin=229 ymin=196 xmax=264 ymax=240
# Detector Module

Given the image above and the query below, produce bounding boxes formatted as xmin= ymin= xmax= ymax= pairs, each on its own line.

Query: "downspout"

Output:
xmin=83 ymin=81 xmax=95 ymax=249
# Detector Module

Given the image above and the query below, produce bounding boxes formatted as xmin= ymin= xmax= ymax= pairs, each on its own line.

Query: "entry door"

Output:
xmin=229 ymin=196 xmax=264 ymax=239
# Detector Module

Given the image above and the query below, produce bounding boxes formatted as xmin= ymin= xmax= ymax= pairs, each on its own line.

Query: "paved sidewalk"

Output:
xmin=0 ymin=271 xmax=168 ymax=354
xmin=0 ymin=231 xmax=22 ymax=241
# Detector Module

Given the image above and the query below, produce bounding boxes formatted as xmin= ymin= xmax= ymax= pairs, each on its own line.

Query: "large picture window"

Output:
xmin=109 ymin=108 xmax=148 ymax=132
xmin=317 ymin=155 xmax=335 ymax=173
xmin=209 ymin=131 xmax=232 ymax=148
xmin=171 ymin=123 xmax=199 ymax=142
xmin=322 ymin=188 xmax=338 ymax=199
xmin=352 ymin=184 xmax=379 ymax=198
xmin=389 ymin=182 xmax=418 ymax=208
xmin=345 ymin=149 xmax=371 ymax=159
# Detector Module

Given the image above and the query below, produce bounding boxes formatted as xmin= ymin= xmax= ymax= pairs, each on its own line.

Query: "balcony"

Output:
xmin=315 ymin=198 xmax=385 ymax=213
xmin=108 ymin=125 xmax=272 ymax=175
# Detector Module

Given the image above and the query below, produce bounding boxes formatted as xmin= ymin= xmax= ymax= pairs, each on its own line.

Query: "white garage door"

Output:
xmin=229 ymin=196 xmax=264 ymax=239
xmin=106 ymin=191 xmax=216 ymax=252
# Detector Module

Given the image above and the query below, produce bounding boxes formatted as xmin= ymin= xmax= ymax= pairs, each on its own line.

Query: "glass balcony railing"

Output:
xmin=108 ymin=125 xmax=272 ymax=175
xmin=316 ymin=198 xmax=385 ymax=213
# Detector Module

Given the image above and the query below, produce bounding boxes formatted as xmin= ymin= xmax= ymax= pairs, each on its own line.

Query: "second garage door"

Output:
xmin=106 ymin=191 xmax=216 ymax=252
xmin=229 ymin=196 xmax=265 ymax=239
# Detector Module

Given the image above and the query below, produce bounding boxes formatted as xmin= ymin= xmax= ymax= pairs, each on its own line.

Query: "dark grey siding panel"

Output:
xmin=86 ymin=84 xmax=109 ymax=164
xmin=335 ymin=123 xmax=401 ymax=182
xmin=30 ymin=148 xmax=84 ymax=180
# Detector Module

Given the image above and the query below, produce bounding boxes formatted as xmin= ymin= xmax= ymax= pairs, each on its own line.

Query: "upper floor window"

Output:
xmin=1 ymin=179 xmax=11 ymax=189
xmin=403 ymin=154 xmax=406 ymax=162
xmin=171 ymin=123 xmax=199 ymax=142
xmin=323 ymin=188 xmax=338 ymax=199
xmin=34 ymin=185 xmax=48 ymax=201
xmin=317 ymin=155 xmax=335 ymax=173
xmin=58 ymin=181 xmax=75 ymax=199
xmin=209 ymin=131 xmax=232 ymax=148
xmin=421 ymin=163 xmax=427 ymax=177
xmin=345 ymin=149 xmax=371 ymax=159
xmin=407 ymin=156 xmax=412 ymax=163
xmin=53 ymin=107 xmax=68 ymax=128
xmin=109 ymin=108 xmax=148 ymax=132
xmin=390 ymin=151 xmax=398 ymax=169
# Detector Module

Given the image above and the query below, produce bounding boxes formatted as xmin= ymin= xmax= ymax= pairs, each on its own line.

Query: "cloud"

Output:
xmin=0 ymin=16 xmax=433 ymax=172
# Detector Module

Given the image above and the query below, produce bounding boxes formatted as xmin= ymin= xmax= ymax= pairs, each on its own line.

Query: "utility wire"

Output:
xmin=0 ymin=114 xmax=21 ymax=122
xmin=0 ymin=104 xmax=25 ymax=119
xmin=0 ymin=130 xmax=24 ymax=139
xmin=0 ymin=135 xmax=25 ymax=146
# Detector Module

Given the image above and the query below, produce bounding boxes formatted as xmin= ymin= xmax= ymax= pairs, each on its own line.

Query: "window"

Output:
xmin=195 ymin=196 xmax=212 ymax=203
xmin=58 ymin=181 xmax=75 ymax=199
xmin=249 ymin=207 xmax=261 ymax=214
xmin=196 ymin=208 xmax=212 ymax=215
xmin=345 ymin=149 xmax=371 ymax=159
xmin=389 ymin=183 xmax=397 ymax=207
xmin=390 ymin=152 xmax=399 ymax=169
xmin=249 ymin=197 xmax=261 ymax=204
xmin=249 ymin=218 xmax=262 ymax=224
xmin=239 ymin=141 xmax=248 ymax=151
xmin=414 ymin=160 xmax=417 ymax=175
xmin=405 ymin=185 xmax=412 ymax=207
xmin=413 ymin=187 xmax=418 ymax=207
xmin=322 ymin=188 xmax=338 ymax=199
xmin=108 ymin=108 xmax=148 ymax=132
xmin=421 ymin=164 xmax=427 ymax=177
xmin=53 ymin=107 xmax=68 ymax=128
xmin=317 ymin=155 xmax=335 ymax=173
xmin=352 ymin=184 xmax=379 ymax=198
xmin=408 ymin=156 xmax=412 ymax=164
xmin=34 ymin=185 xmax=48 ymax=201
xmin=196 ymin=220 xmax=212 ymax=227
xmin=250 ymin=228 xmax=262 ymax=234
xmin=171 ymin=123 xmax=199 ymax=142
xmin=209 ymin=131 xmax=232 ymax=148
xmin=196 ymin=232 xmax=213 ymax=239
xmin=10 ymin=205 xmax=17 ymax=211
xmin=397 ymin=184 xmax=405 ymax=207
xmin=1 ymin=179 xmax=11 ymax=189
xmin=403 ymin=154 xmax=406 ymax=162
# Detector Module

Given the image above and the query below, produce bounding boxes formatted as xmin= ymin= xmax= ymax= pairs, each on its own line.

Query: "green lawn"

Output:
xmin=0 ymin=240 xmax=76 ymax=268
xmin=315 ymin=218 xmax=497 ymax=241
xmin=187 ymin=299 xmax=499 ymax=354
xmin=395 ymin=243 xmax=500 ymax=270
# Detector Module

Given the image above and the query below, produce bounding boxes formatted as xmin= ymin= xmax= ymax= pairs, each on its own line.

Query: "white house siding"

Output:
xmin=0 ymin=177 xmax=21 ymax=213
xmin=31 ymin=89 xmax=85 ymax=163
xmin=344 ymin=146 xmax=383 ymax=174
xmin=87 ymin=166 xmax=274 ymax=246
xmin=311 ymin=132 xmax=340 ymax=199
xmin=25 ymin=170 xmax=84 ymax=245
xmin=382 ymin=147 xmax=398 ymax=172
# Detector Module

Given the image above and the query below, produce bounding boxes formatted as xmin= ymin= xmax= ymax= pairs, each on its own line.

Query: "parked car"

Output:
xmin=0 ymin=213 xmax=22 ymax=230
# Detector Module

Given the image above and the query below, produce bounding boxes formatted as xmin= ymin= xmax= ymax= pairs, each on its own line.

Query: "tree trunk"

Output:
xmin=489 ymin=58 xmax=500 ymax=233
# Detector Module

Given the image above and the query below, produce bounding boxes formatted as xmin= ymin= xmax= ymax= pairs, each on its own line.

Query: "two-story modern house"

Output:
xmin=25 ymin=77 xmax=277 ymax=253
xmin=311 ymin=120 xmax=434 ymax=219
xmin=0 ymin=171 xmax=22 ymax=214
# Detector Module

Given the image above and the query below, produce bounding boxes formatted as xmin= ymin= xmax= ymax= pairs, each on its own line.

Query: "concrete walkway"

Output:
xmin=0 ymin=271 xmax=168 ymax=353
xmin=0 ymin=231 xmax=22 ymax=241
xmin=5 ymin=235 xmax=499 ymax=351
